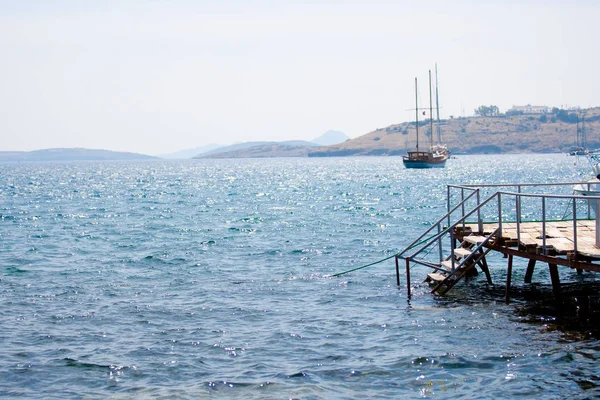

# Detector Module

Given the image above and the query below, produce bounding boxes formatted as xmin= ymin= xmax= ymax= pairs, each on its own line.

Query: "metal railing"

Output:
xmin=447 ymin=181 xmax=600 ymax=255
xmin=397 ymin=181 xmax=600 ymax=291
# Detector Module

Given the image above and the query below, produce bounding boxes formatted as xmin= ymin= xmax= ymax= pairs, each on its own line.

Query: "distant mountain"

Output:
xmin=159 ymin=144 xmax=224 ymax=159
xmin=0 ymin=148 xmax=158 ymax=162
xmin=196 ymin=140 xmax=320 ymax=158
xmin=312 ymin=130 xmax=350 ymax=146
xmin=197 ymin=142 xmax=319 ymax=159
xmin=198 ymin=141 xmax=271 ymax=158
xmin=281 ymin=140 xmax=321 ymax=147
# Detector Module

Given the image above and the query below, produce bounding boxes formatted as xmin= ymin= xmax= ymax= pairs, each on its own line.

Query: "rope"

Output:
xmin=328 ymin=254 xmax=397 ymax=277
xmin=327 ymin=234 xmax=436 ymax=277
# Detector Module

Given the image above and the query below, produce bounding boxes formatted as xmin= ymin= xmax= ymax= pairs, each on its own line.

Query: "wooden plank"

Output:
xmin=545 ymin=228 xmax=564 ymax=238
xmin=502 ymin=229 xmax=519 ymax=240
xmin=440 ymin=260 xmax=455 ymax=270
xmin=459 ymin=220 xmax=598 ymax=256
xmin=517 ymin=232 xmax=538 ymax=248
xmin=546 ymin=238 xmax=575 ymax=254
xmin=550 ymin=222 xmax=569 ymax=229
xmin=578 ymin=235 xmax=596 ymax=245
xmin=463 ymin=235 xmax=487 ymax=245
xmin=426 ymin=273 xmax=447 ymax=283
xmin=577 ymin=246 xmax=600 ymax=258
xmin=454 ymin=248 xmax=472 ymax=258
xmin=520 ymin=227 xmax=539 ymax=232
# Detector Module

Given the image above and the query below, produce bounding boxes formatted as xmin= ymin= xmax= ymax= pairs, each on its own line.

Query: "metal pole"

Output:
xmin=477 ymin=189 xmax=482 ymax=233
xmin=516 ymin=193 xmax=521 ymax=246
xmin=542 ymin=196 xmax=546 ymax=254
xmin=395 ymin=256 xmax=400 ymax=287
xmin=437 ymin=223 xmax=443 ymax=262
xmin=505 ymin=254 xmax=513 ymax=304
xmin=461 ymin=188 xmax=465 ymax=230
xmin=405 ymin=258 xmax=411 ymax=298
xmin=497 ymin=193 xmax=503 ymax=233
xmin=573 ymin=200 xmax=578 ymax=260
xmin=588 ymin=182 xmax=591 ymax=219
xmin=450 ymin=229 xmax=456 ymax=271
xmin=517 ymin=185 xmax=522 ymax=223
xmin=596 ymin=199 xmax=600 ymax=248
xmin=447 ymin=185 xmax=451 ymax=229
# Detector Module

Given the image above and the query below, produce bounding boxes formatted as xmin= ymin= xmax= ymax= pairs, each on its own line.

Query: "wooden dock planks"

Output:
xmin=461 ymin=220 xmax=600 ymax=258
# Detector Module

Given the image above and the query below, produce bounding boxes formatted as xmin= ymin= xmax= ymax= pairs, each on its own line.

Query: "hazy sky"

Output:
xmin=1 ymin=0 xmax=598 ymax=155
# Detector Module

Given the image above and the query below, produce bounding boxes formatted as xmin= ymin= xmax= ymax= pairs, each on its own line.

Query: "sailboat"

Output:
xmin=402 ymin=69 xmax=449 ymax=169
xmin=568 ymin=114 xmax=588 ymax=156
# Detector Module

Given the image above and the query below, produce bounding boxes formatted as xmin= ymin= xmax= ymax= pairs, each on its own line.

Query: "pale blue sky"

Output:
xmin=1 ymin=0 xmax=598 ymax=154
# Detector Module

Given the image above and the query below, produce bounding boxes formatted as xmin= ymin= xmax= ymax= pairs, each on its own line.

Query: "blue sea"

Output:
xmin=1 ymin=154 xmax=599 ymax=399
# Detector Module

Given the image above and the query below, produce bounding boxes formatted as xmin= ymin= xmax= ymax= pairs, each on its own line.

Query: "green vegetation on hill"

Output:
xmin=309 ymin=107 xmax=600 ymax=156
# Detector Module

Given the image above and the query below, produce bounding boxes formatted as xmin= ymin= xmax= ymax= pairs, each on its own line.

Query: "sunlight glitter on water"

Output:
xmin=0 ymin=155 xmax=598 ymax=398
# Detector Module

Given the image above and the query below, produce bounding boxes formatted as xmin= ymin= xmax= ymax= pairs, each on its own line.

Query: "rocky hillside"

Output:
xmin=309 ymin=107 xmax=600 ymax=156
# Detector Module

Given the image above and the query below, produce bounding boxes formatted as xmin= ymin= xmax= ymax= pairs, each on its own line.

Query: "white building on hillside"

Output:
xmin=508 ymin=104 xmax=550 ymax=114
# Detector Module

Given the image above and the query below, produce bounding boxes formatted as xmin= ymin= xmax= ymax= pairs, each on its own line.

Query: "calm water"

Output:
xmin=1 ymin=154 xmax=599 ymax=399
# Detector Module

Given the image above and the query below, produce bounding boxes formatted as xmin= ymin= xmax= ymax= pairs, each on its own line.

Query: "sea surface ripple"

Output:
xmin=1 ymin=155 xmax=598 ymax=399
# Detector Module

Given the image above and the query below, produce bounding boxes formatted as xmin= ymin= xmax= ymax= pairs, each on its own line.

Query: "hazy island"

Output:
xmin=190 ymin=131 xmax=349 ymax=159
xmin=0 ymin=148 xmax=159 ymax=162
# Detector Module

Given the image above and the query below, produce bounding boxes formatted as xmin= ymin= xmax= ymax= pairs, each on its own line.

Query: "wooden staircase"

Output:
xmin=424 ymin=229 xmax=499 ymax=295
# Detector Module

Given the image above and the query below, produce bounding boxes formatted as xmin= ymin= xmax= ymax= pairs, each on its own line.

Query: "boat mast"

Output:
xmin=582 ymin=114 xmax=586 ymax=149
xmin=415 ymin=77 xmax=419 ymax=152
xmin=435 ymin=63 xmax=441 ymax=144
xmin=576 ymin=114 xmax=580 ymax=148
xmin=429 ymin=70 xmax=434 ymax=151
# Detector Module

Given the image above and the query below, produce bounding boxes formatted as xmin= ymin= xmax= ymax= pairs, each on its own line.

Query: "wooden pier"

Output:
xmin=396 ymin=182 xmax=600 ymax=303
xmin=464 ymin=220 xmax=600 ymax=260
xmin=451 ymin=221 xmax=600 ymax=302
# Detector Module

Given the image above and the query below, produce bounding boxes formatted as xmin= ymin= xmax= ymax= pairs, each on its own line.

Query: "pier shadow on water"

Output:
xmin=438 ymin=279 xmax=600 ymax=338
xmin=515 ymin=282 xmax=600 ymax=339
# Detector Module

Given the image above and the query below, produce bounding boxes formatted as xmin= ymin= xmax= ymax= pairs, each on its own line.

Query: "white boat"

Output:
xmin=574 ymin=178 xmax=600 ymax=197
xmin=569 ymin=147 xmax=589 ymax=156
xmin=573 ymin=153 xmax=600 ymax=213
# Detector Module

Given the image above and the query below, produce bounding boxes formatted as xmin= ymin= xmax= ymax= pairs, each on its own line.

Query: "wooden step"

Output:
xmin=463 ymin=235 xmax=488 ymax=245
xmin=453 ymin=248 xmax=472 ymax=258
xmin=440 ymin=260 xmax=455 ymax=270
xmin=426 ymin=272 xmax=447 ymax=283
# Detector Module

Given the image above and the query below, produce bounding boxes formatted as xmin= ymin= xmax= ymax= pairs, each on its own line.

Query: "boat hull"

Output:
xmin=402 ymin=159 xmax=447 ymax=168
xmin=574 ymin=179 xmax=600 ymax=216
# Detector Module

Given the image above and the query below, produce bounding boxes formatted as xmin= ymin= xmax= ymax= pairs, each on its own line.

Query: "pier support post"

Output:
xmin=478 ymin=251 xmax=492 ymax=284
xmin=596 ymin=200 xmax=600 ymax=247
xmin=395 ymin=256 xmax=400 ymax=287
xmin=524 ymin=259 xmax=536 ymax=284
xmin=548 ymin=263 xmax=562 ymax=300
xmin=505 ymin=254 xmax=513 ymax=304
xmin=405 ymin=258 xmax=411 ymax=298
